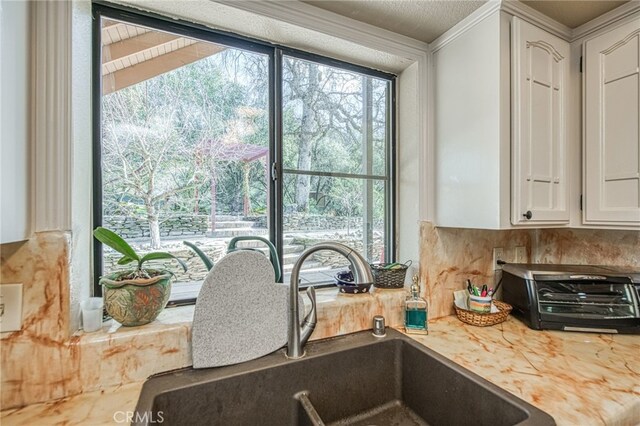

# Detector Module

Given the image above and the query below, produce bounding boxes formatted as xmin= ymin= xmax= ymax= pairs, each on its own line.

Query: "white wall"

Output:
xmin=397 ymin=62 xmax=421 ymax=268
xmin=69 ymin=0 xmax=93 ymax=331
xmin=0 ymin=1 xmax=30 ymax=243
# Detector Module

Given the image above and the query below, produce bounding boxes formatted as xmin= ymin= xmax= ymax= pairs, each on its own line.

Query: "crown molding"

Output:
xmin=501 ymin=0 xmax=572 ymax=41
xmin=215 ymin=0 xmax=429 ymax=61
xmin=431 ymin=0 xmax=575 ymax=54
xmin=430 ymin=0 xmax=502 ymax=53
xmin=431 ymin=0 xmax=639 ymax=53
xmin=571 ymin=1 xmax=640 ymax=42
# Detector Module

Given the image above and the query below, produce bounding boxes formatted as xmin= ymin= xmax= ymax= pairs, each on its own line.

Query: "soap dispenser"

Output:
xmin=404 ymin=275 xmax=428 ymax=335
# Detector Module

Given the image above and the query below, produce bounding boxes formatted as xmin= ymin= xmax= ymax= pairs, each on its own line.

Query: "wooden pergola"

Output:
xmin=199 ymin=141 xmax=269 ymax=231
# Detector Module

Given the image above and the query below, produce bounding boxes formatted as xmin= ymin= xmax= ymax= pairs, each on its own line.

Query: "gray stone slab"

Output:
xmin=191 ymin=250 xmax=302 ymax=369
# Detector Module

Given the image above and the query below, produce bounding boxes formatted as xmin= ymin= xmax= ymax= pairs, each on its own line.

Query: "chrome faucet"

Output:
xmin=287 ymin=242 xmax=374 ymax=359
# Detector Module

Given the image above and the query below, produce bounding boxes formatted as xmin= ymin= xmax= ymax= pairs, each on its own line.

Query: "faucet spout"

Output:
xmin=287 ymin=242 xmax=373 ymax=359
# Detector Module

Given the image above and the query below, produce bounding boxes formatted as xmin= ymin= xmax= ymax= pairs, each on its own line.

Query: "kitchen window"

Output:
xmin=93 ymin=4 xmax=396 ymax=303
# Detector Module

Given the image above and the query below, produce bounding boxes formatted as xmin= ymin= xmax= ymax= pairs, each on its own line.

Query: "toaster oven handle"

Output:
xmin=563 ymin=326 xmax=618 ymax=334
xmin=533 ymin=274 xmax=632 ymax=283
xmin=569 ymin=275 xmax=607 ymax=280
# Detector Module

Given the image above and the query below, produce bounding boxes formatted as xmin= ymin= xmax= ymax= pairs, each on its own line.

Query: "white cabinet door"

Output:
xmin=584 ymin=18 xmax=640 ymax=225
xmin=0 ymin=2 xmax=30 ymax=243
xmin=511 ymin=17 xmax=570 ymax=225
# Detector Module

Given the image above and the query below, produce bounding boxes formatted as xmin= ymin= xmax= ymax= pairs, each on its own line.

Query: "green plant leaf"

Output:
xmin=117 ymin=255 xmax=136 ymax=266
xmin=93 ymin=227 xmax=140 ymax=261
xmin=140 ymin=252 xmax=188 ymax=272
xmin=183 ymin=241 xmax=214 ymax=271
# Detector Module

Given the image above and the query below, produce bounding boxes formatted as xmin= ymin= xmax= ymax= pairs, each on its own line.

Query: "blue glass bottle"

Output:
xmin=404 ymin=276 xmax=428 ymax=335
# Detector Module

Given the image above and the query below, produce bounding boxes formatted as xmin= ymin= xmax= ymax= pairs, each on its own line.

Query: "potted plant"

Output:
xmin=94 ymin=227 xmax=187 ymax=326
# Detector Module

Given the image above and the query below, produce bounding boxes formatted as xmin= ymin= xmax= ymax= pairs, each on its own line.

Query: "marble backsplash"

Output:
xmin=1 ymin=232 xmax=73 ymax=407
xmin=0 ymin=231 xmax=404 ymax=409
xmin=1 ymin=225 xmax=638 ymax=409
xmin=534 ymin=227 xmax=640 ymax=267
xmin=0 ymin=233 xmax=191 ymax=408
xmin=420 ymin=222 xmax=640 ymax=319
xmin=419 ymin=222 xmax=533 ymax=319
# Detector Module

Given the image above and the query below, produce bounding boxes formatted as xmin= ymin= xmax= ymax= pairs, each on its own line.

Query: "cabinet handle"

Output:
xmin=523 ymin=210 xmax=533 ymax=220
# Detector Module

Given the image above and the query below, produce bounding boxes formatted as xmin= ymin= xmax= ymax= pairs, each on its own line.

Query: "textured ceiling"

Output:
xmin=302 ymin=1 xmax=485 ymax=43
xmin=522 ymin=1 xmax=628 ymax=28
xmin=302 ymin=0 xmax=630 ymax=43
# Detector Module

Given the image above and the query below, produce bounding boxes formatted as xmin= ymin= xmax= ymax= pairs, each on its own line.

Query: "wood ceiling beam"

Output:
xmin=102 ymin=42 xmax=226 ymax=95
xmin=102 ymin=20 xmax=149 ymax=45
xmin=102 ymin=31 xmax=185 ymax=66
xmin=101 ymin=19 xmax=120 ymax=31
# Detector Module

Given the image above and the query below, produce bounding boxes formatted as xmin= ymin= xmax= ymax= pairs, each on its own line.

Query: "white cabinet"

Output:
xmin=433 ymin=11 xmax=570 ymax=229
xmin=0 ymin=1 xmax=30 ymax=243
xmin=583 ymin=18 xmax=640 ymax=226
xmin=511 ymin=17 xmax=570 ymax=225
xmin=434 ymin=11 xmax=509 ymax=229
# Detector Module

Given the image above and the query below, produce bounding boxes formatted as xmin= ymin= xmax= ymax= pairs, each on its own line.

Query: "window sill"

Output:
xmin=79 ymin=286 xmax=406 ymax=342
xmin=68 ymin=286 xmax=406 ymax=401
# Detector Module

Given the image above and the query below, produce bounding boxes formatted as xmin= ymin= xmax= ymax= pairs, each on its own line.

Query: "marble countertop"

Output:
xmin=2 ymin=315 xmax=639 ymax=425
xmin=0 ymin=382 xmax=143 ymax=425
xmin=407 ymin=316 xmax=640 ymax=426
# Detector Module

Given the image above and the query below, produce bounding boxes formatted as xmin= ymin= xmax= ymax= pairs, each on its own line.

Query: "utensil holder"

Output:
xmin=454 ymin=300 xmax=512 ymax=327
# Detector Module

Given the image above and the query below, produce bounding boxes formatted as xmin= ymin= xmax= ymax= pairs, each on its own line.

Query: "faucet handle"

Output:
xmin=372 ymin=315 xmax=386 ymax=337
xmin=306 ymin=285 xmax=316 ymax=299
xmin=303 ymin=287 xmax=317 ymax=324
xmin=299 ymin=286 xmax=317 ymax=348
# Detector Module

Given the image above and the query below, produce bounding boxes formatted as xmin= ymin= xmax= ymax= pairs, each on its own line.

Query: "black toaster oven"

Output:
xmin=502 ymin=264 xmax=640 ymax=334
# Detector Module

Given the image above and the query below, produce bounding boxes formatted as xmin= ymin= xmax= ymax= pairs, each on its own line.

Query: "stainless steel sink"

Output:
xmin=134 ymin=329 xmax=555 ymax=425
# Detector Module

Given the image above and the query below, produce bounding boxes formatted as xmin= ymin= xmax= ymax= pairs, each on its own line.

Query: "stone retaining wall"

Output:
xmin=103 ymin=215 xmax=210 ymax=239
xmin=104 ymin=235 xmax=386 ymax=283
xmin=294 ymin=235 xmax=386 ymax=266
xmin=245 ymin=214 xmax=384 ymax=231
xmin=105 ymin=213 xmax=384 ymax=240
xmin=103 ymin=243 xmax=227 ymax=283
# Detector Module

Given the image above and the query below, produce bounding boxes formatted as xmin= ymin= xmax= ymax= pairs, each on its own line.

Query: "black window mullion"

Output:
xmin=387 ymin=78 xmax=397 ymax=263
xmin=272 ymin=48 xmax=284 ymax=283
xmin=282 ymin=169 xmax=388 ymax=181
xmin=92 ymin=5 xmax=104 ymax=297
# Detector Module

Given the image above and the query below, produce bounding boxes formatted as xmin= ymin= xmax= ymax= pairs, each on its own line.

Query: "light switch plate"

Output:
xmin=0 ymin=283 xmax=23 ymax=332
xmin=493 ymin=247 xmax=505 ymax=270
xmin=515 ymin=246 xmax=527 ymax=263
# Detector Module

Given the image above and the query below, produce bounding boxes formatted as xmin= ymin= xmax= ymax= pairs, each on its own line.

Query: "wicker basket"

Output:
xmin=370 ymin=261 xmax=411 ymax=289
xmin=454 ymin=300 xmax=513 ymax=327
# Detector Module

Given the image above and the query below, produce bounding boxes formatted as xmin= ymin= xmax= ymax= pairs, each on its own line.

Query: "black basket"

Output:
xmin=370 ymin=260 xmax=412 ymax=289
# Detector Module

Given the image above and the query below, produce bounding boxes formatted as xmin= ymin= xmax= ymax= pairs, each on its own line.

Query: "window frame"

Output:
xmin=92 ymin=2 xmax=397 ymax=301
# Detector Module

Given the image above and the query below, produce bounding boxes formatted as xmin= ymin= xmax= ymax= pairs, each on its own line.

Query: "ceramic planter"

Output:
xmin=100 ymin=270 xmax=172 ymax=326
